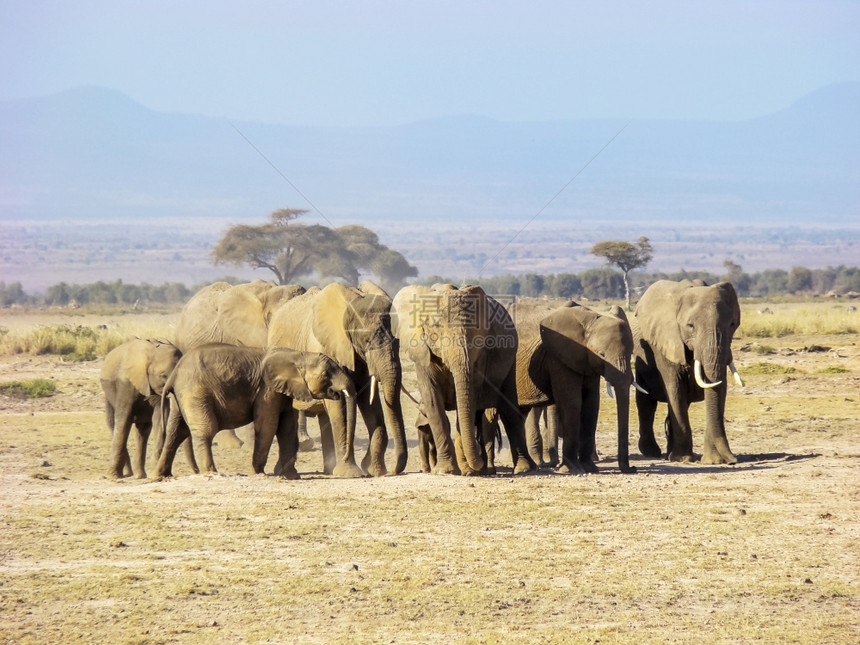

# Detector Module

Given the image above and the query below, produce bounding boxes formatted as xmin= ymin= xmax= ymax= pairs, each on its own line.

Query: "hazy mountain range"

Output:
xmin=2 ymin=83 xmax=858 ymax=226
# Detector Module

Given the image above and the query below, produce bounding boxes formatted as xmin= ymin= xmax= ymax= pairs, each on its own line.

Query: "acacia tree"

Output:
xmin=212 ymin=209 xmax=417 ymax=289
xmin=590 ymin=236 xmax=653 ymax=309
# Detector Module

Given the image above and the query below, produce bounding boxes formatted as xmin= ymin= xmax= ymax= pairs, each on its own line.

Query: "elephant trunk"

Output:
xmin=366 ymin=345 xmax=408 ymax=474
xmin=453 ymin=350 xmax=483 ymax=474
xmin=614 ymin=386 xmax=633 ymax=473
xmin=697 ymin=331 xmax=737 ymax=464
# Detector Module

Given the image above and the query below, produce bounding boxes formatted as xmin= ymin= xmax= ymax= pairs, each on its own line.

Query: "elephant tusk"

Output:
xmin=342 ymin=389 xmax=352 ymax=399
xmin=729 ymin=362 xmax=745 ymax=387
xmin=369 ymin=375 xmax=377 ymax=405
xmin=633 ymin=381 xmax=649 ymax=395
xmin=694 ymin=360 xmax=722 ymax=389
xmin=606 ymin=381 xmax=615 ymax=399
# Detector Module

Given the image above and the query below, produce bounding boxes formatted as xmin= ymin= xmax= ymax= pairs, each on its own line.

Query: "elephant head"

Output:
xmin=539 ymin=303 xmax=637 ymax=472
xmin=125 ymin=339 xmax=182 ymax=398
xmin=638 ymin=281 xmax=741 ymax=388
xmin=262 ymin=348 xmax=356 ymax=403
xmin=635 ymin=279 xmax=741 ymax=463
xmin=393 ymin=284 xmax=492 ymax=474
xmin=310 ymin=282 xmax=408 ymax=474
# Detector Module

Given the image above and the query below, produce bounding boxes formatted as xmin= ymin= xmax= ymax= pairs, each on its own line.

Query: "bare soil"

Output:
xmin=0 ymin=311 xmax=858 ymax=644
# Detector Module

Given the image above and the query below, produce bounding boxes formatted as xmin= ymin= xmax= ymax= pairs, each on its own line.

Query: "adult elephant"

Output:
xmin=156 ymin=345 xmax=355 ymax=478
xmin=267 ymin=281 xmax=407 ymax=477
xmin=515 ymin=301 xmax=641 ymax=474
xmin=173 ymin=280 xmax=310 ymax=450
xmin=633 ymin=279 xmax=744 ymax=464
xmin=392 ymin=284 xmax=535 ymax=476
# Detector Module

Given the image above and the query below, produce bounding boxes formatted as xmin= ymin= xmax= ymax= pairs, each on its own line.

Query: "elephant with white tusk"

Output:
xmin=632 ymin=279 xmax=744 ymax=464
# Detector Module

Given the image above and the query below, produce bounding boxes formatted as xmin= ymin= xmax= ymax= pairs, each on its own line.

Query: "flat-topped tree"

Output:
xmin=590 ymin=236 xmax=653 ymax=310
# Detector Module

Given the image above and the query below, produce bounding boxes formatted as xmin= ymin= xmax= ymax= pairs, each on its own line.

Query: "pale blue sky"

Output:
xmin=1 ymin=0 xmax=858 ymax=125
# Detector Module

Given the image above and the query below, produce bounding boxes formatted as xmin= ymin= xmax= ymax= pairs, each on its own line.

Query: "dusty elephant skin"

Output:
xmin=633 ymin=279 xmax=742 ymax=464
xmin=155 ymin=344 xmax=355 ymax=479
xmin=99 ymin=338 xmax=195 ymax=479
xmin=515 ymin=301 xmax=638 ymax=474
xmin=393 ymin=284 xmax=535 ymax=476
xmin=268 ymin=282 xmax=408 ymax=478
xmin=172 ymin=280 xmax=310 ymax=450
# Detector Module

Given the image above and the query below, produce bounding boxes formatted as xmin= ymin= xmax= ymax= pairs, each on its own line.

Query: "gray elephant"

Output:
xmin=267 ymin=281 xmax=408 ymax=478
xmin=100 ymin=339 xmax=196 ymax=479
xmin=393 ymin=284 xmax=535 ymax=476
xmin=633 ymin=279 xmax=744 ymax=464
xmin=173 ymin=280 xmax=312 ymax=450
xmin=155 ymin=345 xmax=355 ymax=478
xmin=515 ymin=301 xmax=641 ymax=474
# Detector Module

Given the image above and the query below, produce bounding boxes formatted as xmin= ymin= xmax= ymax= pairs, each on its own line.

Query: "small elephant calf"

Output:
xmin=155 ymin=344 xmax=355 ymax=478
xmin=100 ymin=338 xmax=197 ymax=479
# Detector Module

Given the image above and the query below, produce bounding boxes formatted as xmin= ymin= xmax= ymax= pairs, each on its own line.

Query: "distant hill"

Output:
xmin=1 ymin=83 xmax=858 ymax=225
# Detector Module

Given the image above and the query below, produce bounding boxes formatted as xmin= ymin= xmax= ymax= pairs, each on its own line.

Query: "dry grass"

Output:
xmin=0 ymin=303 xmax=858 ymax=644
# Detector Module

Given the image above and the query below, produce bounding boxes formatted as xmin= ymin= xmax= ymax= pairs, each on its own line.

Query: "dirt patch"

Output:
xmin=0 ymin=311 xmax=858 ymax=643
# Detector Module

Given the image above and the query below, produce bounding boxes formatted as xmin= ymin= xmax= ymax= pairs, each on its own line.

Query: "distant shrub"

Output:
xmin=816 ymin=366 xmax=850 ymax=374
xmin=743 ymin=362 xmax=801 ymax=375
xmin=0 ymin=378 xmax=57 ymax=398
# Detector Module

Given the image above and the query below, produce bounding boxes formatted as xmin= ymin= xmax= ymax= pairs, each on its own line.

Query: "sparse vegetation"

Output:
xmin=0 ymin=378 xmax=56 ymax=398
xmin=0 ymin=320 xmax=174 ymax=359
xmin=0 ymin=301 xmax=858 ymax=643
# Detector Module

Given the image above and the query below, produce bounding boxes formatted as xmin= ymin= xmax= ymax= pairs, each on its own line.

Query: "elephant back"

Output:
xmin=174 ymin=282 xmax=233 ymax=351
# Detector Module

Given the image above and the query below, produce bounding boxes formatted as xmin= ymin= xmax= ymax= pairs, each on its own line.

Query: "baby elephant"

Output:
xmin=155 ymin=344 xmax=355 ymax=479
xmin=100 ymin=339 xmax=196 ymax=479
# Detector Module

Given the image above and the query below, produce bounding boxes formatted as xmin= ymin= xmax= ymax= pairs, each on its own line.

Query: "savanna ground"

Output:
xmin=0 ymin=301 xmax=858 ymax=644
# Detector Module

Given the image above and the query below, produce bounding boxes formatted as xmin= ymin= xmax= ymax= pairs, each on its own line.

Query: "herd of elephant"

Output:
xmin=100 ymin=278 xmax=745 ymax=480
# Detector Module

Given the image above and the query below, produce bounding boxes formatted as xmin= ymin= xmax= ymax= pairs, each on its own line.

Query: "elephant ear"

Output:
xmin=217 ymin=284 xmax=269 ymax=347
xmin=312 ymin=283 xmax=357 ymax=371
xmin=539 ymin=306 xmax=594 ymax=374
xmin=717 ymin=281 xmax=741 ymax=327
xmin=635 ymin=281 xmax=687 ymax=365
xmin=126 ymin=341 xmax=153 ymax=396
xmin=262 ymin=351 xmax=314 ymax=403
xmin=392 ymin=287 xmax=433 ymax=367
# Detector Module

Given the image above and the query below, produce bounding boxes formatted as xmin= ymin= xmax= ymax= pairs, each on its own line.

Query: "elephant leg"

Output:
xmin=496 ymin=373 xmax=536 ymax=474
xmin=480 ymin=412 xmax=498 ymax=476
xmin=252 ymin=399 xmax=279 ymax=475
xmin=544 ymin=405 xmax=560 ymax=467
xmin=193 ymin=434 xmax=217 ymax=473
xmin=132 ymin=419 xmax=152 ymax=479
xmin=524 ymin=407 xmax=544 ymax=467
xmin=663 ymin=377 xmax=695 ymax=462
xmin=577 ymin=376 xmax=600 ymax=474
xmin=317 ymin=413 xmax=337 ymax=475
xmin=324 ymin=398 xmax=364 ymax=478
xmin=417 ymin=424 xmax=435 ymax=473
xmin=418 ymin=378 xmax=459 ymax=475
xmin=273 ymin=410 xmax=300 ymax=479
xmin=181 ymin=436 xmax=199 ymax=474
xmin=358 ymin=397 xmax=388 ymax=477
xmin=297 ymin=411 xmax=314 ymax=452
xmin=636 ymin=389 xmax=662 ymax=458
xmin=548 ymin=365 xmax=586 ymax=475
xmin=107 ymin=405 xmax=134 ymax=479
xmin=218 ymin=427 xmax=245 ymax=449
xmin=156 ymin=407 xmax=190 ymax=478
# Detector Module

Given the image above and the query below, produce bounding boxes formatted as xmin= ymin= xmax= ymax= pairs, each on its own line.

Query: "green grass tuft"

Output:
xmin=743 ymin=362 xmax=801 ymax=375
xmin=816 ymin=366 xmax=850 ymax=374
xmin=0 ymin=378 xmax=57 ymax=398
